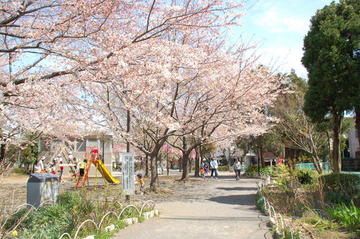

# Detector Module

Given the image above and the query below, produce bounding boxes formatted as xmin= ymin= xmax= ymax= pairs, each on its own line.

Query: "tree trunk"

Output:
xmin=181 ymin=152 xmax=189 ymax=180
xmin=149 ymin=155 xmax=157 ymax=191
xmin=180 ymin=136 xmax=188 ymax=180
xmin=166 ymin=152 xmax=169 ymax=176
xmin=194 ymin=146 xmax=200 ymax=177
xmin=355 ymin=107 xmax=360 ymax=156
xmin=179 ymin=156 xmax=182 ymax=172
xmin=188 ymin=158 xmax=191 ymax=173
xmin=332 ymin=113 xmax=342 ymax=172
xmin=311 ymin=155 xmax=323 ymax=174
xmin=0 ymin=143 xmax=6 ymax=164
xmin=145 ymin=155 xmax=149 ymax=177
xmin=325 ymin=131 xmax=332 ymax=165
xmin=156 ymin=154 xmax=160 ymax=187
xmin=259 ymin=146 xmax=264 ymax=167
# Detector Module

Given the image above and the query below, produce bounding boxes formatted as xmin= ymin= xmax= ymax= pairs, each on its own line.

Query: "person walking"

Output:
xmin=59 ymin=160 xmax=64 ymax=182
xmin=233 ymin=159 xmax=241 ymax=180
xmin=210 ymin=158 xmax=218 ymax=178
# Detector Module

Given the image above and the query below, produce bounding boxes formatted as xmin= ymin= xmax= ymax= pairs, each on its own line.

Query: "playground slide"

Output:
xmin=94 ymin=160 xmax=120 ymax=184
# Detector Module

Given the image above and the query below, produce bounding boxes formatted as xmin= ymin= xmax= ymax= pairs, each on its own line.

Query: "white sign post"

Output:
xmin=121 ymin=153 xmax=135 ymax=196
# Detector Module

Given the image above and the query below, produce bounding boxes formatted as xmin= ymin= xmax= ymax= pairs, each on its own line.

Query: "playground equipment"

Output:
xmin=76 ymin=149 xmax=120 ymax=188
xmin=38 ymin=143 xmax=77 ymax=176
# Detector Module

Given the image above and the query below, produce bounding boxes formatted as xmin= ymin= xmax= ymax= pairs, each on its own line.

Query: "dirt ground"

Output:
xmin=0 ymin=172 xmax=211 ymax=217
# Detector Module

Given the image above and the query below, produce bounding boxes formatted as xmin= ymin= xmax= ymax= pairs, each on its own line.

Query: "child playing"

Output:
xmin=200 ymin=164 xmax=205 ymax=179
xmin=78 ymin=159 xmax=87 ymax=178
xmin=136 ymin=173 xmax=145 ymax=194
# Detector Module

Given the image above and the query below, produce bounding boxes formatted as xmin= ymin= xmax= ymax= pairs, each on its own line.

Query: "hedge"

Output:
xmin=319 ymin=173 xmax=360 ymax=206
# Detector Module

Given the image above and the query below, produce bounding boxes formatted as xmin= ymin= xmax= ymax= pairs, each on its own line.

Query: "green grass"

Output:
xmin=327 ymin=202 xmax=360 ymax=232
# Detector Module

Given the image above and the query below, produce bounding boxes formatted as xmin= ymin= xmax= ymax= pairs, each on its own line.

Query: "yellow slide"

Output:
xmin=94 ymin=160 xmax=120 ymax=184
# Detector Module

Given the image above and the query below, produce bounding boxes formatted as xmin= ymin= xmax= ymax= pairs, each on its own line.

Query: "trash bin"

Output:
xmin=27 ymin=173 xmax=59 ymax=208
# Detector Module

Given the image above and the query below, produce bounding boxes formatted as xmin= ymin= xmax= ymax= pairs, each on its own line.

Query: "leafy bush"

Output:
xmin=5 ymin=191 xmax=118 ymax=238
xmin=58 ymin=191 xmax=82 ymax=208
xmin=320 ymin=173 xmax=360 ymax=206
xmin=259 ymin=166 xmax=273 ymax=177
xmin=20 ymin=204 xmax=71 ymax=239
xmin=272 ymin=165 xmax=292 ymax=189
xmin=3 ymin=208 xmax=29 ymax=230
xmin=295 ymin=169 xmax=317 ymax=185
xmin=12 ymin=167 xmax=28 ymax=175
xmin=255 ymin=193 xmax=266 ymax=213
xmin=244 ymin=165 xmax=258 ymax=177
xmin=327 ymin=202 xmax=360 ymax=232
xmin=218 ymin=165 xmax=229 ymax=171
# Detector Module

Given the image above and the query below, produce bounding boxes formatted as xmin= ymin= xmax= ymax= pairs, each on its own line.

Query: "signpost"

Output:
xmin=121 ymin=152 xmax=135 ymax=197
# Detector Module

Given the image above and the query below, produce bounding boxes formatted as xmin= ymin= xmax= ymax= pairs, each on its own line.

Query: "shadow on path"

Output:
xmin=216 ymin=186 xmax=258 ymax=191
xmin=207 ymin=194 xmax=256 ymax=206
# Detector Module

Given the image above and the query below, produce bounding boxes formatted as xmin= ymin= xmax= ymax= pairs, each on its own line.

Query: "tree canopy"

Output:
xmin=302 ymin=0 xmax=360 ymax=121
xmin=302 ymin=0 xmax=360 ymax=171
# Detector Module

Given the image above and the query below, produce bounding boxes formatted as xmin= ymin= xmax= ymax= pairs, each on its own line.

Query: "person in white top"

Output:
xmin=210 ymin=159 xmax=218 ymax=178
xmin=39 ymin=157 xmax=45 ymax=172
xmin=33 ymin=160 xmax=41 ymax=173
xmin=233 ymin=159 xmax=242 ymax=180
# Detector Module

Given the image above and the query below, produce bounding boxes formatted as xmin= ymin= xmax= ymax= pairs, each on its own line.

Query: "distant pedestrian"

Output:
xmin=210 ymin=159 xmax=218 ymax=178
xmin=71 ymin=157 xmax=77 ymax=178
xmin=59 ymin=160 xmax=64 ymax=182
xmin=233 ymin=159 xmax=241 ymax=180
xmin=49 ymin=160 xmax=57 ymax=175
xmin=33 ymin=160 xmax=41 ymax=173
xmin=200 ymin=161 xmax=206 ymax=179
xmin=39 ymin=157 xmax=45 ymax=172
xmin=204 ymin=161 xmax=209 ymax=175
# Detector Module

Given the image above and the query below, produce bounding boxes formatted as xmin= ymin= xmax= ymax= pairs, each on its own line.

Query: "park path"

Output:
xmin=114 ymin=176 xmax=270 ymax=239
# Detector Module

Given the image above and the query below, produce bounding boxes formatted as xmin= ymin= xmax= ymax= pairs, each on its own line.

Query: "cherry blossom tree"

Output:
xmin=0 ymin=0 xmax=241 ymax=172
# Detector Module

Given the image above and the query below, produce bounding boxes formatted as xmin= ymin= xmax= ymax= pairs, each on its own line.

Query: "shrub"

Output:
xmin=327 ymin=202 xmax=360 ymax=232
xmin=255 ymin=192 xmax=266 ymax=213
xmin=12 ymin=167 xmax=28 ymax=175
xmin=295 ymin=169 xmax=317 ymax=185
xmin=218 ymin=165 xmax=229 ymax=171
xmin=272 ymin=165 xmax=292 ymax=189
xmin=244 ymin=165 xmax=258 ymax=177
xmin=320 ymin=173 xmax=360 ymax=206
xmin=21 ymin=204 xmax=71 ymax=239
xmin=259 ymin=166 xmax=273 ymax=177
xmin=58 ymin=191 xmax=82 ymax=208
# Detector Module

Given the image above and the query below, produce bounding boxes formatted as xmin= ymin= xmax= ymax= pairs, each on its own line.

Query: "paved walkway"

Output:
xmin=115 ymin=177 xmax=270 ymax=239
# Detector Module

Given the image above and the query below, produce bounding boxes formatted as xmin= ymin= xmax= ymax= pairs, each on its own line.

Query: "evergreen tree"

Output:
xmin=302 ymin=0 xmax=360 ymax=172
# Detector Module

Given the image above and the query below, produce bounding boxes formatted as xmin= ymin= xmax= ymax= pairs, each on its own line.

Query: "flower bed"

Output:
xmin=1 ymin=191 xmax=158 ymax=239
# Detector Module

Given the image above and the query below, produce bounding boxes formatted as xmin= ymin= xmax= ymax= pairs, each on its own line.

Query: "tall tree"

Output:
xmin=272 ymin=72 xmax=328 ymax=173
xmin=302 ymin=0 xmax=360 ymax=172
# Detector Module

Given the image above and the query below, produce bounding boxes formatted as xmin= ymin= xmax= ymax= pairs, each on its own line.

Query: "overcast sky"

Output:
xmin=233 ymin=0 xmax=335 ymax=78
